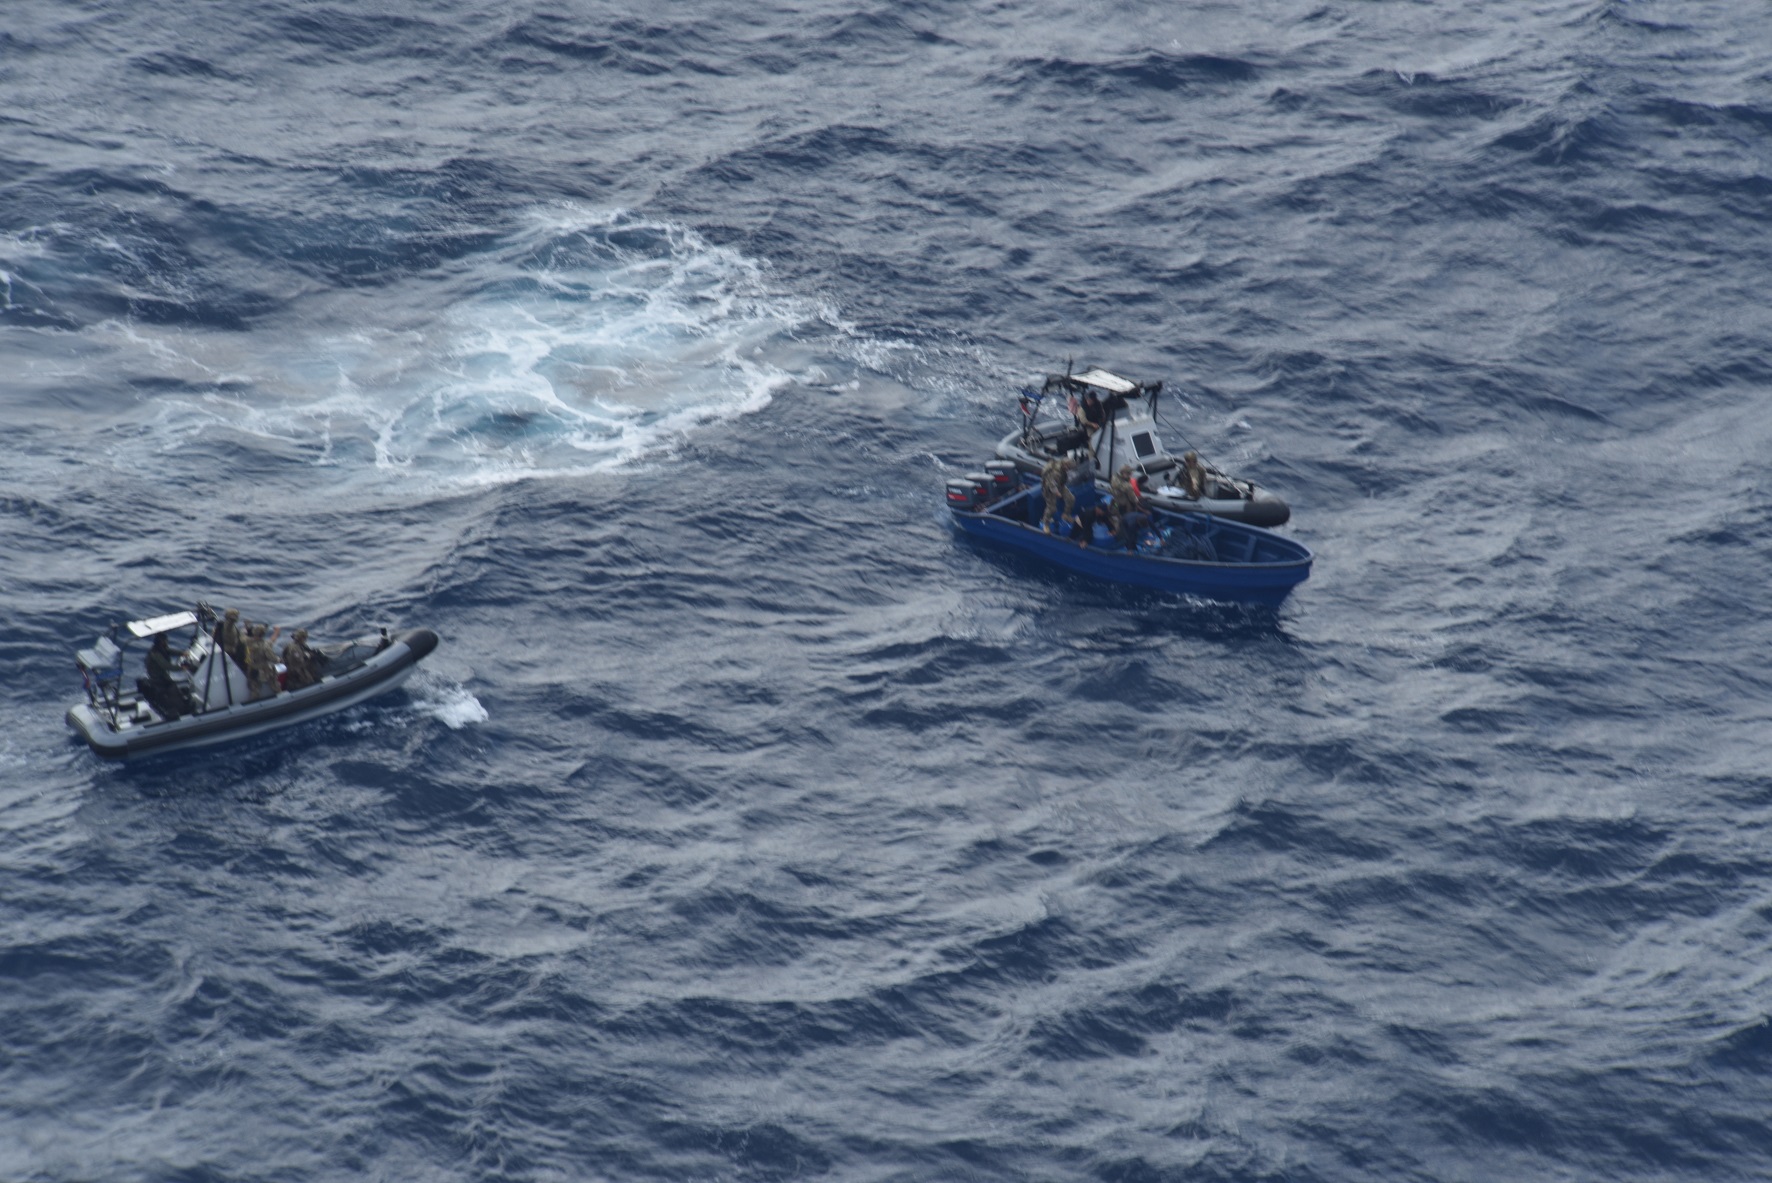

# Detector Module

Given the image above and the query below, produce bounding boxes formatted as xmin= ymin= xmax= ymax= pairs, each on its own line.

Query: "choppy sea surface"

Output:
xmin=5 ymin=2 xmax=1772 ymax=1179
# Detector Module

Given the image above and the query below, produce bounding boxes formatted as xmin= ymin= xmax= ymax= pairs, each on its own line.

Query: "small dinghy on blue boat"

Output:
xmin=68 ymin=602 xmax=439 ymax=759
xmin=947 ymin=470 xmax=1312 ymax=607
xmin=996 ymin=365 xmax=1291 ymax=528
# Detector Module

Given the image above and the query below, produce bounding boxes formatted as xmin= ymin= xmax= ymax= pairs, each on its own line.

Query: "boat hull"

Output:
xmin=951 ymin=492 xmax=1310 ymax=607
xmin=67 ymin=628 xmax=438 ymax=759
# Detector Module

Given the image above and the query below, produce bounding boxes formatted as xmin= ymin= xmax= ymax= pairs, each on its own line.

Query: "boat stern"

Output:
xmin=66 ymin=703 xmax=129 ymax=759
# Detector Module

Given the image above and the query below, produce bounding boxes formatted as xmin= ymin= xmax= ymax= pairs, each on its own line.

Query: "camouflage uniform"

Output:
xmin=282 ymin=631 xmax=319 ymax=691
xmin=245 ymin=626 xmax=281 ymax=700
xmin=1181 ymin=452 xmax=1206 ymax=500
xmin=213 ymin=609 xmax=245 ymax=668
xmin=1040 ymin=457 xmax=1076 ymax=532
xmin=1108 ymin=466 xmax=1143 ymax=528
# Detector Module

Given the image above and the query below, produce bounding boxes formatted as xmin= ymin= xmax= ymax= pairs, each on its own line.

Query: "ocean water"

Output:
xmin=4 ymin=1 xmax=1772 ymax=1179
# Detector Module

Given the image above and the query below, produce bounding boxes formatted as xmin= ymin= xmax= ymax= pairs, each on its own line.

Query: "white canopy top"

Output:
xmin=1072 ymin=368 xmax=1138 ymax=394
xmin=126 ymin=610 xmax=197 ymax=638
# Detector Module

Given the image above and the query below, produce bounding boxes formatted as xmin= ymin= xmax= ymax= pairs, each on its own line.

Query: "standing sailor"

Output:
xmin=245 ymin=623 xmax=282 ymax=700
xmin=281 ymin=628 xmax=320 ymax=691
xmin=1075 ymin=389 xmax=1107 ymax=456
xmin=212 ymin=607 xmax=246 ymax=668
xmin=1040 ymin=455 xmax=1077 ymax=533
xmin=1108 ymin=464 xmax=1148 ymax=547
xmin=1109 ymin=464 xmax=1143 ymax=517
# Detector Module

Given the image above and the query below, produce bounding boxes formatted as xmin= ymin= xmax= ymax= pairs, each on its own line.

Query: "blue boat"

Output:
xmin=947 ymin=472 xmax=1312 ymax=607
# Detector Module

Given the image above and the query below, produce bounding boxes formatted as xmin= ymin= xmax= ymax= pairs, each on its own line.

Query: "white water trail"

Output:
xmin=51 ymin=205 xmax=830 ymax=493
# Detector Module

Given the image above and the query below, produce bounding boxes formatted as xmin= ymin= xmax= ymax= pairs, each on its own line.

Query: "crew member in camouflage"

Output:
xmin=1108 ymin=464 xmax=1145 ymax=528
xmin=1040 ymin=456 xmax=1077 ymax=533
xmin=212 ymin=607 xmax=246 ymax=668
xmin=245 ymin=623 xmax=282 ymax=700
xmin=281 ymin=628 xmax=319 ymax=691
xmin=1181 ymin=451 xmax=1207 ymax=500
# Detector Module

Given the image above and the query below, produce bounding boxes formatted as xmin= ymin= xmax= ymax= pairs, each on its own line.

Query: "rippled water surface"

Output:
xmin=5 ymin=2 xmax=1772 ymax=1180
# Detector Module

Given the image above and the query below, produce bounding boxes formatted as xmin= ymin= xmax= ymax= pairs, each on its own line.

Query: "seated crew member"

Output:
xmin=1115 ymin=506 xmax=1155 ymax=550
xmin=138 ymin=632 xmax=185 ymax=720
xmin=1181 ymin=451 xmax=1207 ymax=500
xmin=244 ymin=623 xmax=282 ymax=701
xmin=1071 ymin=503 xmax=1108 ymax=547
xmin=281 ymin=628 xmax=320 ymax=691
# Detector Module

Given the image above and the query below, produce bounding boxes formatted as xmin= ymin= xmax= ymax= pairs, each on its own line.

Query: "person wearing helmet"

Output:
xmin=244 ymin=623 xmax=282 ymax=700
xmin=212 ymin=607 xmax=247 ymax=668
xmin=1104 ymin=465 xmax=1150 ymax=548
xmin=282 ymin=628 xmax=321 ymax=691
xmin=1109 ymin=464 xmax=1144 ymax=525
xmin=1040 ymin=454 xmax=1078 ymax=533
xmin=1181 ymin=451 xmax=1207 ymax=501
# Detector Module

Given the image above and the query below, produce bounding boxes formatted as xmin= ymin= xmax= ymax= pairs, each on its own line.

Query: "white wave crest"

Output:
xmin=408 ymin=679 xmax=489 ymax=730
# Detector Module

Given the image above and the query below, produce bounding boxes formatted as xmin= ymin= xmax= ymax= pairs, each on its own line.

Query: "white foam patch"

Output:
xmin=0 ymin=227 xmax=57 ymax=313
xmin=0 ymin=222 xmax=68 ymax=263
xmin=408 ymin=679 xmax=489 ymax=730
xmin=62 ymin=206 xmax=832 ymax=489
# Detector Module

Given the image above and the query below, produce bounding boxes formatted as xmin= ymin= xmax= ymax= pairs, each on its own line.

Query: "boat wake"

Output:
xmin=20 ymin=206 xmax=831 ymax=492
xmin=405 ymin=675 xmax=488 ymax=730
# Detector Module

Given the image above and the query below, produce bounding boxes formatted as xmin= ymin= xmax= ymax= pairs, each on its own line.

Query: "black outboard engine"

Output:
xmin=946 ymin=476 xmax=986 ymax=511
xmin=983 ymin=459 xmax=1019 ymax=501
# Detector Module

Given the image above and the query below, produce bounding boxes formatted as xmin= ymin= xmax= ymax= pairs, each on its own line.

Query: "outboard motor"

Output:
xmin=945 ymin=477 xmax=986 ymax=511
xmin=984 ymin=459 xmax=1019 ymax=500
xmin=964 ymin=471 xmax=994 ymax=505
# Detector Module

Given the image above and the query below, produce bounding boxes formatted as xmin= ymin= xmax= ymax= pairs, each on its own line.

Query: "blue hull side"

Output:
xmin=952 ymin=509 xmax=1311 ymax=607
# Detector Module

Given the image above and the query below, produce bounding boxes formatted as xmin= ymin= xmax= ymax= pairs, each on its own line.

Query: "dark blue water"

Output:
xmin=6 ymin=2 xmax=1772 ymax=1179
